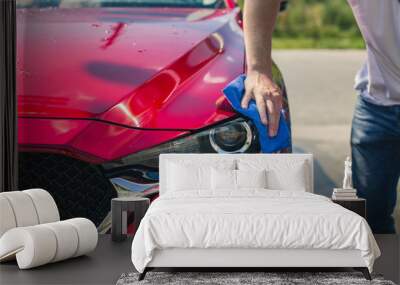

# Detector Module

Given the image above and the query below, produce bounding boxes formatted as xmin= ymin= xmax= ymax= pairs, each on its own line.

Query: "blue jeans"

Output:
xmin=351 ymin=96 xmax=400 ymax=233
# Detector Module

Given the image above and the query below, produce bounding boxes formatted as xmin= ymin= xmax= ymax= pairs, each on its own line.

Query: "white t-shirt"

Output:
xmin=348 ymin=0 xmax=400 ymax=106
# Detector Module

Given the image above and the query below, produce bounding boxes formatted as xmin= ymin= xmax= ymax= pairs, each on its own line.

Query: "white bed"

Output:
xmin=131 ymin=154 xmax=380 ymax=280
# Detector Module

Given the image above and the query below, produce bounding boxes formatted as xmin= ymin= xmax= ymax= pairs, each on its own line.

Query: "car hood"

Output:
xmin=17 ymin=7 xmax=241 ymax=130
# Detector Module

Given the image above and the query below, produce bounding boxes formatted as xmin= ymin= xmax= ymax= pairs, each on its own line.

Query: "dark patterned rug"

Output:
xmin=116 ymin=271 xmax=396 ymax=285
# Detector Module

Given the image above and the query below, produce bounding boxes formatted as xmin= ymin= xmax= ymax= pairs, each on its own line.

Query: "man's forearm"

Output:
xmin=243 ymin=0 xmax=281 ymax=75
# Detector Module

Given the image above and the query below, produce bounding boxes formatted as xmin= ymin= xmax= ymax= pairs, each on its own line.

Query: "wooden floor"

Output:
xmin=0 ymin=235 xmax=398 ymax=285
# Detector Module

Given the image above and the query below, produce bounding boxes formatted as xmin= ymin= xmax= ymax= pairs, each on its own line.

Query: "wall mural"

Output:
xmin=19 ymin=0 xmax=398 ymax=236
xmin=16 ymin=0 xmax=292 ymax=233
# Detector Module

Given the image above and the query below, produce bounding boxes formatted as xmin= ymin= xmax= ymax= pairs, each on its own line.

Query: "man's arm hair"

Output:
xmin=241 ymin=0 xmax=283 ymax=137
xmin=243 ymin=0 xmax=281 ymax=75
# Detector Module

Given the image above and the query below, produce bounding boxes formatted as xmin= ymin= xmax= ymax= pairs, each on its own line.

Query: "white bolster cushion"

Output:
xmin=23 ymin=189 xmax=60 ymax=224
xmin=0 ymin=191 xmax=39 ymax=228
xmin=0 ymin=226 xmax=57 ymax=269
xmin=42 ymin=221 xmax=79 ymax=263
xmin=0 ymin=196 xmax=17 ymax=237
xmin=64 ymin=218 xmax=98 ymax=257
xmin=0 ymin=218 xmax=97 ymax=269
xmin=0 ymin=189 xmax=60 ymax=238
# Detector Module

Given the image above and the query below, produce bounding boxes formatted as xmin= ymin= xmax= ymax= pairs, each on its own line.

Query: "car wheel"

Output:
xmin=18 ymin=152 xmax=117 ymax=227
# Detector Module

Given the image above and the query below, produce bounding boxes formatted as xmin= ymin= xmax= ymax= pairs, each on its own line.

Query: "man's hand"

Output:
xmin=242 ymin=0 xmax=281 ymax=137
xmin=242 ymin=70 xmax=282 ymax=137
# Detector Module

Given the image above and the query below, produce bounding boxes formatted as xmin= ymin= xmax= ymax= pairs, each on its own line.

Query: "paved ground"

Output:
xmin=272 ymin=50 xmax=400 ymax=230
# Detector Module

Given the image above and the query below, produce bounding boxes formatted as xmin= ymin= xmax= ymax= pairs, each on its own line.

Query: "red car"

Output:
xmin=17 ymin=0 xmax=291 ymax=230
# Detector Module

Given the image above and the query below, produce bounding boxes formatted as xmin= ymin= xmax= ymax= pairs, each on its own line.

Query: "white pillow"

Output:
xmin=211 ymin=168 xmax=236 ymax=190
xmin=167 ymin=163 xmax=208 ymax=191
xmin=238 ymin=159 xmax=308 ymax=191
xmin=236 ymin=169 xmax=267 ymax=189
xmin=167 ymin=160 xmax=235 ymax=192
xmin=211 ymin=169 xmax=267 ymax=191
xmin=266 ymin=162 xmax=307 ymax=191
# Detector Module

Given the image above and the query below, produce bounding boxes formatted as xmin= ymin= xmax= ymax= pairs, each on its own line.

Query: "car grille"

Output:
xmin=18 ymin=152 xmax=117 ymax=227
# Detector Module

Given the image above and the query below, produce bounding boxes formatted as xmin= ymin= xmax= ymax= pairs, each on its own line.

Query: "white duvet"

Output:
xmin=131 ymin=190 xmax=380 ymax=273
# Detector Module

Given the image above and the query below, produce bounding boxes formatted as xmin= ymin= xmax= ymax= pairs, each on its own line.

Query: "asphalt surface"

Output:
xmin=272 ymin=50 xmax=400 ymax=230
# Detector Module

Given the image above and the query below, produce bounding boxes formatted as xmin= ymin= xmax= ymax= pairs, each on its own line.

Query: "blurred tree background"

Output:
xmin=237 ymin=0 xmax=365 ymax=49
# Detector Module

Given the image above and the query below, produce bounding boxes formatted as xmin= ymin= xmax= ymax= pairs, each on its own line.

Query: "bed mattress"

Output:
xmin=131 ymin=190 xmax=380 ymax=273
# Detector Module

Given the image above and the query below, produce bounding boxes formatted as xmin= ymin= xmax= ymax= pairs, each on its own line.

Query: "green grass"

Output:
xmin=273 ymin=37 xmax=365 ymax=49
xmin=238 ymin=0 xmax=365 ymax=49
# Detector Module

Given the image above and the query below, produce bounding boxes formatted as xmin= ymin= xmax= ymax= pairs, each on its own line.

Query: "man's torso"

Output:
xmin=348 ymin=0 xmax=400 ymax=106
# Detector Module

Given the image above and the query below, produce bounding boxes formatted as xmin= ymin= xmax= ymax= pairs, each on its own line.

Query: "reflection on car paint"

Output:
xmin=101 ymin=22 xmax=126 ymax=49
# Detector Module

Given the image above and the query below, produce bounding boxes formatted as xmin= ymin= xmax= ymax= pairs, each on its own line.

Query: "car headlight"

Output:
xmin=102 ymin=117 xmax=260 ymax=194
xmin=209 ymin=121 xmax=252 ymax=153
xmin=103 ymin=117 xmax=259 ymax=169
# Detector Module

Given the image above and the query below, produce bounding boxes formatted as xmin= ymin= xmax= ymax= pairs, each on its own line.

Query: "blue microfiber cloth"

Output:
xmin=222 ymin=74 xmax=291 ymax=153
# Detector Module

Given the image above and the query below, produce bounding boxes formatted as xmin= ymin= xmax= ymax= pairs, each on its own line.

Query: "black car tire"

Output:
xmin=18 ymin=152 xmax=117 ymax=227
